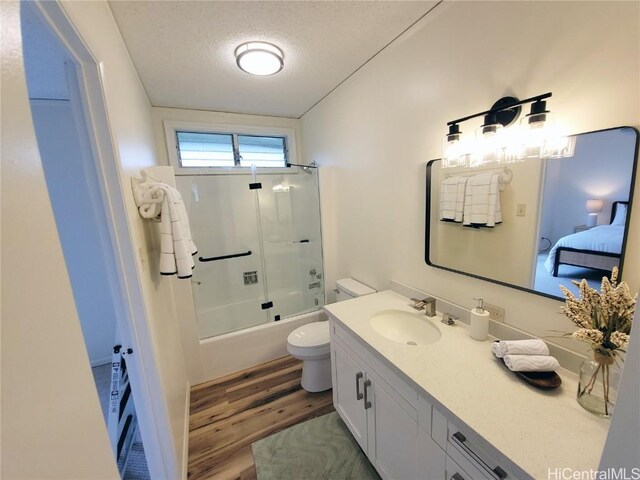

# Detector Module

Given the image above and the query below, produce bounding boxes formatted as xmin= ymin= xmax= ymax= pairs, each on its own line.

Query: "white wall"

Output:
xmin=0 ymin=1 xmax=119 ymax=477
xmin=29 ymin=99 xmax=117 ymax=366
xmin=301 ymin=0 xmax=640 ymax=355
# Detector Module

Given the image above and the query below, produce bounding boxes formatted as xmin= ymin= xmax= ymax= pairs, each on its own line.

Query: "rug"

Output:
xmin=252 ymin=412 xmax=381 ymax=480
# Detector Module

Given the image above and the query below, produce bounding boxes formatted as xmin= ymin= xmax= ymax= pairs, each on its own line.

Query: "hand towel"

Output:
xmin=440 ymin=176 xmax=460 ymax=221
xmin=503 ymin=354 xmax=559 ymax=372
xmin=491 ymin=339 xmax=549 ymax=358
xmin=454 ymin=177 xmax=467 ymax=222
xmin=463 ymin=173 xmax=492 ymax=226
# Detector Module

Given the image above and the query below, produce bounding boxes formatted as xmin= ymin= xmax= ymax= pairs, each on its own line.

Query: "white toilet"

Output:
xmin=287 ymin=278 xmax=376 ymax=392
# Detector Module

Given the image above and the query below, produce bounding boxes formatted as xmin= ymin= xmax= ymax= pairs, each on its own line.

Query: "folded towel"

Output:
xmin=463 ymin=172 xmax=507 ymax=228
xmin=454 ymin=177 xmax=467 ymax=222
xmin=463 ymin=172 xmax=492 ymax=226
xmin=491 ymin=339 xmax=549 ymax=358
xmin=503 ymin=354 xmax=560 ymax=372
xmin=440 ymin=176 xmax=461 ymax=221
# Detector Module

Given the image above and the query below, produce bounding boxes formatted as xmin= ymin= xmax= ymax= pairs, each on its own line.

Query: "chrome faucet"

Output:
xmin=411 ymin=297 xmax=437 ymax=317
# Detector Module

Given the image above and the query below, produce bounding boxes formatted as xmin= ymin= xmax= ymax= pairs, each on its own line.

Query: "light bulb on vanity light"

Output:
xmin=586 ymin=199 xmax=604 ymax=227
xmin=441 ymin=124 xmax=468 ymax=168
xmin=520 ymin=99 xmax=575 ymax=159
xmin=473 ymin=113 xmax=505 ymax=166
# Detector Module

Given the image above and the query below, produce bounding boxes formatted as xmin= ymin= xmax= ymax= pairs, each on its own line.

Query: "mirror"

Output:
xmin=426 ymin=126 xmax=638 ymax=300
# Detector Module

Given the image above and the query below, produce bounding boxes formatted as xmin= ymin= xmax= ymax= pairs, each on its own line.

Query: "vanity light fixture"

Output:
xmin=235 ymin=41 xmax=284 ymax=76
xmin=441 ymin=92 xmax=574 ymax=168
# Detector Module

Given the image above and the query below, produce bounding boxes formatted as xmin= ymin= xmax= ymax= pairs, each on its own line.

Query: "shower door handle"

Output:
xmin=355 ymin=372 xmax=363 ymax=400
xmin=198 ymin=250 xmax=252 ymax=262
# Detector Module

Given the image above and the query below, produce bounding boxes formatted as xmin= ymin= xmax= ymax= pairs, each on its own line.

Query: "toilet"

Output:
xmin=287 ymin=278 xmax=376 ymax=392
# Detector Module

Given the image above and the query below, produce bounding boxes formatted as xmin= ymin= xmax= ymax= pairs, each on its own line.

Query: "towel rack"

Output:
xmin=444 ymin=166 xmax=513 ymax=184
xmin=199 ymin=250 xmax=252 ymax=262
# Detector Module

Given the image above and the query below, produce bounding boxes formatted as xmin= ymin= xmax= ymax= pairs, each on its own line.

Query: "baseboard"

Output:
xmin=182 ymin=383 xmax=191 ymax=480
xmin=90 ymin=355 xmax=112 ymax=367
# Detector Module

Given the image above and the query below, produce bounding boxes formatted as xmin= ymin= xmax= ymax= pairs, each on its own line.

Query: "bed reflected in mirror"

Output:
xmin=426 ymin=126 xmax=638 ymax=301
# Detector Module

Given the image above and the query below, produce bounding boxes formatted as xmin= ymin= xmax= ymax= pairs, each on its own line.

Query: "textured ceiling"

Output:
xmin=108 ymin=1 xmax=439 ymax=118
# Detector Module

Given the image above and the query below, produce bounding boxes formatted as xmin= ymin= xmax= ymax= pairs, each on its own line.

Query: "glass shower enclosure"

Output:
xmin=177 ymin=166 xmax=324 ymax=340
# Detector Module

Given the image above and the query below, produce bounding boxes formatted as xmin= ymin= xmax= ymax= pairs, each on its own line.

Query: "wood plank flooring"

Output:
xmin=188 ymin=355 xmax=335 ymax=480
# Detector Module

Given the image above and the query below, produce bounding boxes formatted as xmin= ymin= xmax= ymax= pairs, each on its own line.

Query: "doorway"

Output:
xmin=19 ymin=3 xmax=160 ymax=478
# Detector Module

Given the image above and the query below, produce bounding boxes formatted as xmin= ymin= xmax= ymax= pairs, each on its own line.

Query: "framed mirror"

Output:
xmin=425 ymin=126 xmax=639 ymax=300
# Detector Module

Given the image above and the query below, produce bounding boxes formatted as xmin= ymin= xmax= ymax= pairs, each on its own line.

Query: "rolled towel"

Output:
xmin=503 ymin=355 xmax=560 ymax=372
xmin=491 ymin=339 xmax=549 ymax=358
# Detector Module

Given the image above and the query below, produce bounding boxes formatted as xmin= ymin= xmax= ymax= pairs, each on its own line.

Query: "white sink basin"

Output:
xmin=369 ymin=310 xmax=441 ymax=346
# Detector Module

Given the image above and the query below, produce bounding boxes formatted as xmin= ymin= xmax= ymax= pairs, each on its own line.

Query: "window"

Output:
xmin=165 ymin=121 xmax=296 ymax=174
xmin=237 ymin=135 xmax=286 ymax=167
xmin=176 ymin=131 xmax=235 ymax=167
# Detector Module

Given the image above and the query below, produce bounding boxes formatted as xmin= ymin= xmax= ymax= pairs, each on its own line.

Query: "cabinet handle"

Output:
xmin=451 ymin=473 xmax=465 ymax=480
xmin=355 ymin=372 xmax=364 ymax=400
xmin=451 ymin=432 xmax=507 ymax=480
xmin=363 ymin=379 xmax=372 ymax=409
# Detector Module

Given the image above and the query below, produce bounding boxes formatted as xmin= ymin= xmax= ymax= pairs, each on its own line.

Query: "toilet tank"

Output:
xmin=335 ymin=277 xmax=376 ymax=302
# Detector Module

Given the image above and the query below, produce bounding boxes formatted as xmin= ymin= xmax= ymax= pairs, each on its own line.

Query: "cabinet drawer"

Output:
xmin=446 ymin=454 xmax=470 ymax=480
xmin=446 ymin=420 xmax=514 ymax=480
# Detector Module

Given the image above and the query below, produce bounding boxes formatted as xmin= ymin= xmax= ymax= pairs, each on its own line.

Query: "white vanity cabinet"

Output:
xmin=331 ymin=320 xmax=446 ymax=479
xmin=330 ymin=316 xmax=520 ymax=480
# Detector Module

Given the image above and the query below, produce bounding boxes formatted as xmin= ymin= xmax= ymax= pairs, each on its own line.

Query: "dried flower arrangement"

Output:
xmin=559 ymin=266 xmax=636 ymax=415
xmin=560 ymin=266 xmax=636 ymax=357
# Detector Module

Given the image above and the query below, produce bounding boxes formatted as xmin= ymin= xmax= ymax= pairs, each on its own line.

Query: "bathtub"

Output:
xmin=197 ymin=308 xmax=326 ymax=381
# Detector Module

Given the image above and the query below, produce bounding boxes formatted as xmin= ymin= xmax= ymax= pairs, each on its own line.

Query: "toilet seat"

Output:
xmin=287 ymin=322 xmax=330 ymax=358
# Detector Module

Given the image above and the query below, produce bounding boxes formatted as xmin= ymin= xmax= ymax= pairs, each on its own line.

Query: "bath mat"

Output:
xmin=251 ymin=411 xmax=380 ymax=480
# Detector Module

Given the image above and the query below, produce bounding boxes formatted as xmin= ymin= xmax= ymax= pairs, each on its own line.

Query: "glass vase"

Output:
xmin=577 ymin=353 xmax=621 ymax=417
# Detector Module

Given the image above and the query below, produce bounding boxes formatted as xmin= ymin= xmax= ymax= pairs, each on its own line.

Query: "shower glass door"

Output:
xmin=177 ymin=175 xmax=270 ymax=339
xmin=177 ymin=165 xmax=324 ymax=340
xmin=256 ymin=166 xmax=325 ymax=321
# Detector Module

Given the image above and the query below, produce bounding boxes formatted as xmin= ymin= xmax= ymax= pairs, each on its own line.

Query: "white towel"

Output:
xmin=454 ymin=177 xmax=467 ymax=222
xmin=463 ymin=172 xmax=492 ymax=226
xmin=440 ymin=176 xmax=460 ymax=221
xmin=503 ymin=354 xmax=559 ymax=372
xmin=136 ymin=180 xmax=197 ymax=278
xmin=492 ymin=339 xmax=549 ymax=358
xmin=463 ymin=172 xmax=506 ymax=227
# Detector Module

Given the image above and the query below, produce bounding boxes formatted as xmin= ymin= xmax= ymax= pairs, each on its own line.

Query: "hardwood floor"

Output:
xmin=188 ymin=356 xmax=335 ymax=480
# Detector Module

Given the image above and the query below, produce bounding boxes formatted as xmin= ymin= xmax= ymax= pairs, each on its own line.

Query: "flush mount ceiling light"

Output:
xmin=235 ymin=41 xmax=284 ymax=76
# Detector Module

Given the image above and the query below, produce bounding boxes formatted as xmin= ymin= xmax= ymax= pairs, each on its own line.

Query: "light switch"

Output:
xmin=516 ymin=204 xmax=526 ymax=216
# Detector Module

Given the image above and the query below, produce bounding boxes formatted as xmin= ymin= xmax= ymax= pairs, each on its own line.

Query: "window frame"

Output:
xmin=163 ymin=120 xmax=297 ymax=175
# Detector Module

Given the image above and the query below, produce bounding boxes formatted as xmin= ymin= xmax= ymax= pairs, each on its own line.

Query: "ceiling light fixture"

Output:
xmin=235 ymin=41 xmax=284 ymax=76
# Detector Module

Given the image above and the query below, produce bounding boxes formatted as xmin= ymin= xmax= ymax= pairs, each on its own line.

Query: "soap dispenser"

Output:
xmin=470 ymin=298 xmax=490 ymax=341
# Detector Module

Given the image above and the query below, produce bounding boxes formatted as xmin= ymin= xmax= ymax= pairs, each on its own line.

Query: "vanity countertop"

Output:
xmin=324 ymin=290 xmax=611 ymax=480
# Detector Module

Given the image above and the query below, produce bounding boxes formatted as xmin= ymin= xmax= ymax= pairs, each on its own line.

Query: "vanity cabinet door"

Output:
xmin=419 ymin=430 xmax=446 ymax=479
xmin=332 ymin=340 xmax=368 ymax=452
xmin=370 ymin=372 xmax=420 ymax=480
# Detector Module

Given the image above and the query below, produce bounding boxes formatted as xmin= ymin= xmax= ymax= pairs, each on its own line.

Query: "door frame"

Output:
xmin=24 ymin=2 xmax=179 ymax=478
